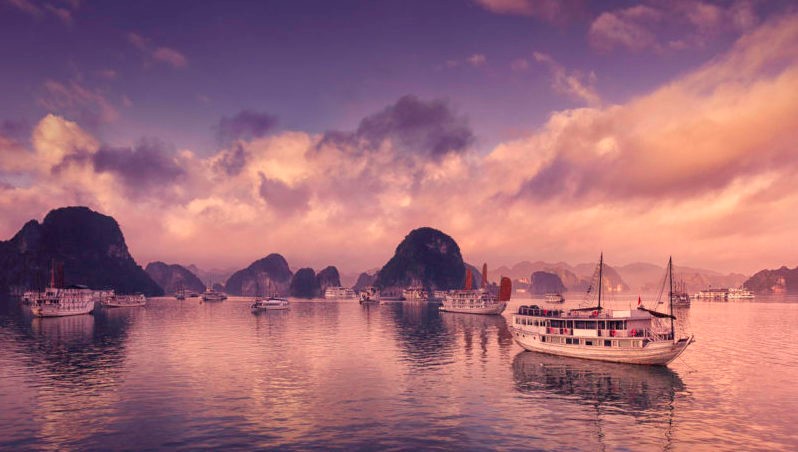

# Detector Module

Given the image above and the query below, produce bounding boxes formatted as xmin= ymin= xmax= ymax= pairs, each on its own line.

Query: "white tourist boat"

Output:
xmin=31 ymin=285 xmax=96 ymax=317
xmin=201 ymin=288 xmax=227 ymax=301
xmin=544 ymin=293 xmax=565 ymax=304
xmin=693 ymin=288 xmax=729 ymax=300
xmin=511 ymin=254 xmax=693 ymax=366
xmin=251 ymin=296 xmax=290 ymax=311
xmin=440 ymin=264 xmax=511 ymax=315
xmin=101 ymin=293 xmax=146 ymax=307
xmin=727 ymin=287 xmax=755 ymax=300
xmin=324 ymin=286 xmax=356 ymax=299
xmin=359 ymin=286 xmax=380 ymax=304
xmin=402 ymin=286 xmax=428 ymax=301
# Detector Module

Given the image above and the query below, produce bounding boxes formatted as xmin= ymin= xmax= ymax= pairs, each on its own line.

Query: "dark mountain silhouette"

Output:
xmin=744 ymin=266 xmax=798 ymax=294
xmin=353 ymin=272 xmax=377 ymax=291
xmin=224 ymin=253 xmax=292 ymax=296
xmin=316 ymin=266 xmax=341 ymax=293
xmin=376 ymin=227 xmax=465 ymax=291
xmin=529 ymin=271 xmax=567 ymax=294
xmin=145 ymin=261 xmax=206 ymax=294
xmin=290 ymin=267 xmax=319 ymax=298
xmin=0 ymin=206 xmax=162 ymax=296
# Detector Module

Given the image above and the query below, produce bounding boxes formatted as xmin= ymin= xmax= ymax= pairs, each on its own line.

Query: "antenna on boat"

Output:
xmin=669 ymin=256 xmax=675 ymax=341
xmin=597 ymin=252 xmax=603 ymax=310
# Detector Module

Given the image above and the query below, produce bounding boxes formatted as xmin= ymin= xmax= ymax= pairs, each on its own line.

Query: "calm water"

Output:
xmin=1 ymin=295 xmax=796 ymax=451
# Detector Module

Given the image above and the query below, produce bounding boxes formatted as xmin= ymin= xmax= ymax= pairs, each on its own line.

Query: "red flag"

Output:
xmin=637 ymin=296 xmax=641 ymax=306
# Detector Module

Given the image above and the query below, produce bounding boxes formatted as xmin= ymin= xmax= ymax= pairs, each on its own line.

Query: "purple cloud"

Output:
xmin=217 ymin=110 xmax=278 ymax=143
xmin=258 ymin=173 xmax=309 ymax=215
xmin=319 ymin=95 xmax=474 ymax=160
xmin=92 ymin=140 xmax=186 ymax=199
xmin=214 ymin=143 xmax=248 ymax=176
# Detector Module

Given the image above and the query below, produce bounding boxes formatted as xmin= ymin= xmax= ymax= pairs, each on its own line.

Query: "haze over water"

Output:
xmin=1 ymin=295 xmax=796 ymax=450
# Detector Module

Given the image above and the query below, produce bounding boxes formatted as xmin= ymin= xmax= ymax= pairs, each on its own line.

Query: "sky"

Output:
xmin=1 ymin=0 xmax=797 ymax=276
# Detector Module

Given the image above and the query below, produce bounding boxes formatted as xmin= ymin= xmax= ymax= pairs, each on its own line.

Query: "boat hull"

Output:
xmin=512 ymin=328 xmax=693 ymax=366
xmin=31 ymin=302 xmax=95 ymax=317
xmin=439 ymin=302 xmax=507 ymax=315
xmin=102 ymin=301 xmax=146 ymax=308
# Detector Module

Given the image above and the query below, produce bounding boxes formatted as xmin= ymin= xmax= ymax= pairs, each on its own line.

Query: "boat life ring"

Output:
xmin=631 ymin=329 xmax=637 ymax=337
xmin=610 ymin=330 xmax=616 ymax=337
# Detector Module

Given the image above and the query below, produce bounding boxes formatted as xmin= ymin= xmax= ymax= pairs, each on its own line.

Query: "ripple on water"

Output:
xmin=0 ymin=297 xmax=796 ymax=450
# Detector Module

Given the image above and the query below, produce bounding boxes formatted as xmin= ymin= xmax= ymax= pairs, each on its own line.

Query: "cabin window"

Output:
xmin=585 ymin=340 xmax=593 ymax=346
xmin=566 ymin=320 xmax=573 ymax=328
xmin=566 ymin=338 xmax=577 ymax=345
xmin=541 ymin=336 xmax=546 ymax=343
xmin=604 ymin=340 xmax=612 ymax=347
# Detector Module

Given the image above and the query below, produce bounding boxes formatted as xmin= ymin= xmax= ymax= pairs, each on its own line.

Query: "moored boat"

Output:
xmin=251 ymin=296 xmax=290 ymax=311
xmin=31 ymin=285 xmax=96 ymax=317
xmin=102 ymin=293 xmax=146 ymax=307
xmin=324 ymin=286 xmax=356 ymax=299
xmin=402 ymin=286 xmax=428 ymax=301
xmin=201 ymin=288 xmax=227 ymax=301
xmin=359 ymin=286 xmax=380 ymax=304
xmin=440 ymin=264 xmax=511 ymax=315
xmin=727 ymin=287 xmax=755 ymax=300
xmin=544 ymin=293 xmax=565 ymax=304
xmin=511 ymin=254 xmax=693 ymax=366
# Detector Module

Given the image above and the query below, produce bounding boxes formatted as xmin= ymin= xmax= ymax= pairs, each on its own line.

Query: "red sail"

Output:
xmin=498 ymin=277 xmax=512 ymax=301
xmin=481 ymin=263 xmax=488 ymax=288
xmin=465 ymin=268 xmax=473 ymax=290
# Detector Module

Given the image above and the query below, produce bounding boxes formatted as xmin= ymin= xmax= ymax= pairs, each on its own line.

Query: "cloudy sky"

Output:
xmin=1 ymin=0 xmax=797 ymax=275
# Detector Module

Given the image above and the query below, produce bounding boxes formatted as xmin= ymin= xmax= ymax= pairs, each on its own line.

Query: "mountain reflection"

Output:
xmin=388 ymin=302 xmax=457 ymax=368
xmin=512 ymin=351 xmax=686 ymax=413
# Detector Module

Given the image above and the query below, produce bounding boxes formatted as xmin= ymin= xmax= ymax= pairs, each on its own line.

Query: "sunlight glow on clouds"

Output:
xmin=1 ymin=8 xmax=798 ymax=274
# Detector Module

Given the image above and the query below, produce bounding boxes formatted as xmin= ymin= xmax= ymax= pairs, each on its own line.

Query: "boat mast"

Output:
xmin=669 ymin=256 xmax=675 ymax=340
xmin=597 ymin=252 xmax=603 ymax=309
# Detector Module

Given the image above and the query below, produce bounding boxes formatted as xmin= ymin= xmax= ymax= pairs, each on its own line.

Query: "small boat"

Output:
xmin=359 ymin=286 xmax=380 ymax=304
xmin=670 ymin=281 xmax=691 ymax=307
xmin=544 ymin=293 xmax=565 ymax=303
xmin=440 ymin=263 xmax=511 ymax=315
xmin=251 ymin=296 xmax=289 ymax=311
xmin=324 ymin=286 xmax=356 ymax=299
xmin=402 ymin=286 xmax=428 ymax=302
xmin=511 ymin=254 xmax=693 ymax=366
xmin=727 ymin=287 xmax=755 ymax=300
xmin=102 ymin=293 xmax=146 ymax=307
xmin=693 ymin=288 xmax=729 ymax=300
xmin=201 ymin=288 xmax=227 ymax=302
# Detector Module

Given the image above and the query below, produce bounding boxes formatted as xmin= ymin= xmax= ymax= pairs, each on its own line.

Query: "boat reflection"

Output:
xmin=440 ymin=312 xmax=514 ymax=353
xmin=512 ymin=351 xmax=685 ymax=413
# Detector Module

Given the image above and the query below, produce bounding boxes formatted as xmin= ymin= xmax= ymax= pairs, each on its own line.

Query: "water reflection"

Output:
xmin=513 ymin=351 xmax=685 ymax=413
xmin=440 ymin=312 xmax=514 ymax=356
xmin=388 ymin=302 xmax=457 ymax=368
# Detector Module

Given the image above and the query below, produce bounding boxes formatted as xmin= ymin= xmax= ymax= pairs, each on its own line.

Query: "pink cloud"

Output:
xmin=153 ymin=46 xmax=188 ymax=68
xmin=38 ymin=80 xmax=119 ymax=124
xmin=532 ymin=51 xmax=600 ymax=106
xmin=474 ymin=0 xmax=586 ymax=24
xmin=127 ymin=32 xmax=189 ymax=69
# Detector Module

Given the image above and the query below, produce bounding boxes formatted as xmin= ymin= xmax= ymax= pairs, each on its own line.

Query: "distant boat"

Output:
xmin=201 ymin=288 xmax=227 ymax=302
xmin=324 ymin=286 xmax=356 ymax=299
xmin=359 ymin=286 xmax=380 ymax=304
xmin=402 ymin=286 xmax=428 ymax=302
xmin=251 ymin=296 xmax=289 ymax=311
xmin=670 ymin=280 xmax=691 ymax=308
xmin=102 ymin=293 xmax=146 ymax=308
xmin=440 ymin=263 xmax=511 ymax=315
xmin=511 ymin=254 xmax=693 ymax=366
xmin=544 ymin=293 xmax=565 ymax=304
xmin=693 ymin=288 xmax=729 ymax=300
xmin=727 ymin=287 xmax=755 ymax=300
